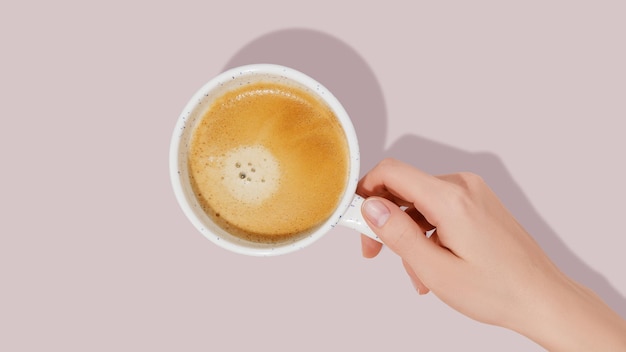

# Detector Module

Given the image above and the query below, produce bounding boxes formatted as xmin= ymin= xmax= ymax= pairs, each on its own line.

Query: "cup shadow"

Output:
xmin=222 ymin=28 xmax=386 ymax=175
xmin=223 ymin=28 xmax=625 ymax=318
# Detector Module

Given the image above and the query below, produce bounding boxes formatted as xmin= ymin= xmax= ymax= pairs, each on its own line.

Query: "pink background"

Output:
xmin=2 ymin=1 xmax=625 ymax=351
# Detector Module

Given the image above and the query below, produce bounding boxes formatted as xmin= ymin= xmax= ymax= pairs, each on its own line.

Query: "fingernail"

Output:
xmin=411 ymin=279 xmax=420 ymax=295
xmin=362 ymin=199 xmax=390 ymax=227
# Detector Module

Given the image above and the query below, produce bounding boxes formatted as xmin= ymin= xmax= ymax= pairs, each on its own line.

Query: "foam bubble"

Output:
xmin=220 ymin=145 xmax=280 ymax=205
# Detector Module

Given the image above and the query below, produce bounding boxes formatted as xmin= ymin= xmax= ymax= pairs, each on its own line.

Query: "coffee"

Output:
xmin=188 ymin=81 xmax=350 ymax=244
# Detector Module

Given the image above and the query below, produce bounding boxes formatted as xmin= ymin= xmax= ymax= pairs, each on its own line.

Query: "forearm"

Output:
xmin=519 ymin=277 xmax=626 ymax=351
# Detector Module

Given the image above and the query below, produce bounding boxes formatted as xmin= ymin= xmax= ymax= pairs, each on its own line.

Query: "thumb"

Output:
xmin=361 ymin=197 xmax=424 ymax=259
xmin=361 ymin=197 xmax=450 ymax=268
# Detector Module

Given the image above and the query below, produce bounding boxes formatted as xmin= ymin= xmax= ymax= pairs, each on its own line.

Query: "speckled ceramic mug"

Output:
xmin=170 ymin=64 xmax=378 ymax=256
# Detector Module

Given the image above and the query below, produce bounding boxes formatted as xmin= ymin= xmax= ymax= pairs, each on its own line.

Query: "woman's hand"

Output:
xmin=358 ymin=158 xmax=626 ymax=351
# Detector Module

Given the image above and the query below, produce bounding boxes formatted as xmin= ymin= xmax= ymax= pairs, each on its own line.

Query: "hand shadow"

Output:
xmin=223 ymin=28 xmax=625 ymax=318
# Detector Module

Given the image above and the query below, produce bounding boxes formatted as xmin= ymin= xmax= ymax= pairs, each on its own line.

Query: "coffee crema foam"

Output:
xmin=188 ymin=81 xmax=349 ymax=244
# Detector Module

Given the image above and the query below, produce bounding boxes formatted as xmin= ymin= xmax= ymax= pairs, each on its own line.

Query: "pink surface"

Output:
xmin=1 ymin=1 xmax=625 ymax=351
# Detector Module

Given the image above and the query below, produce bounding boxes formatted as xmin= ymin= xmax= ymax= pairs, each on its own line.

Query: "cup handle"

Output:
xmin=339 ymin=194 xmax=382 ymax=243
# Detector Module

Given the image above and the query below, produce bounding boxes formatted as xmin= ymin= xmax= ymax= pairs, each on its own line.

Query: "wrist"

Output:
xmin=516 ymin=276 xmax=626 ymax=351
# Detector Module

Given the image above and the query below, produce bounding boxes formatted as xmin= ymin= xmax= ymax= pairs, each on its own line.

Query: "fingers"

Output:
xmin=357 ymin=158 xmax=450 ymax=227
xmin=359 ymin=159 xmax=464 ymax=293
xmin=405 ymin=206 xmax=435 ymax=233
xmin=361 ymin=196 xmax=451 ymax=268
xmin=403 ymin=260 xmax=430 ymax=295
xmin=361 ymin=234 xmax=383 ymax=258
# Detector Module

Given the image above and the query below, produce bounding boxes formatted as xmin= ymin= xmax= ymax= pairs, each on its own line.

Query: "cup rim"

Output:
xmin=169 ymin=64 xmax=360 ymax=256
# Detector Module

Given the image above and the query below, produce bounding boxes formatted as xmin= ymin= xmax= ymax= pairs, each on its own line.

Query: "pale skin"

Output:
xmin=359 ymin=158 xmax=626 ymax=351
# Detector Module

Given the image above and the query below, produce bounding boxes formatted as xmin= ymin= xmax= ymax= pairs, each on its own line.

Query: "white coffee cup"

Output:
xmin=170 ymin=64 xmax=379 ymax=256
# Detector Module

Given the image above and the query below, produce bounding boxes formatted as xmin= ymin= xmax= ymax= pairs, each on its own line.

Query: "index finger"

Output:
xmin=357 ymin=158 xmax=449 ymax=227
